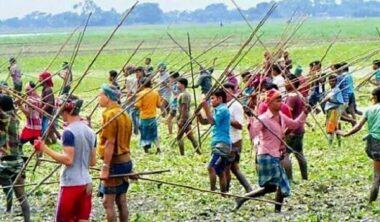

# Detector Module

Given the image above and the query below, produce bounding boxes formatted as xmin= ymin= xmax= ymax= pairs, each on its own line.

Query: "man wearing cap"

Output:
xmin=97 ymin=84 xmax=134 ymax=221
xmin=294 ymin=65 xmax=309 ymax=98
xmin=236 ymin=89 xmax=308 ymax=212
xmin=34 ymin=95 xmax=96 ymax=222
xmin=369 ymin=60 xmax=380 ymax=86
xmin=8 ymin=57 xmax=22 ymax=93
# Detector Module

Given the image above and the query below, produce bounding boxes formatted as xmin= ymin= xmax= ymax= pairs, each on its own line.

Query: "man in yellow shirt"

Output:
xmin=97 ymin=84 xmax=133 ymax=222
xmin=135 ymin=77 xmax=161 ymax=154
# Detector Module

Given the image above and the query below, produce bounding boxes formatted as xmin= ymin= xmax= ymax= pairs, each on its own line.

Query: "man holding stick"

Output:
xmin=97 ymin=84 xmax=134 ymax=221
xmin=34 ymin=95 xmax=96 ymax=222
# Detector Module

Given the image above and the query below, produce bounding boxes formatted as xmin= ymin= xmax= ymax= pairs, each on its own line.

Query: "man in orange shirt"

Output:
xmin=97 ymin=84 xmax=133 ymax=222
xmin=135 ymin=77 xmax=161 ymax=154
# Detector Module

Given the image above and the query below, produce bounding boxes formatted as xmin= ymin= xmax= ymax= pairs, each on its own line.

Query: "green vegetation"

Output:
xmin=0 ymin=18 xmax=380 ymax=221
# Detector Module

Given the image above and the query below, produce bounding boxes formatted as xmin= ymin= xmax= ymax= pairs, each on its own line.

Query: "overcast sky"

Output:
xmin=0 ymin=0 xmax=269 ymax=19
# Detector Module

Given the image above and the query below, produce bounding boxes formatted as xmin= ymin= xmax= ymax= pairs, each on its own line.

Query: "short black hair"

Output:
xmin=339 ymin=62 xmax=349 ymax=72
xmin=170 ymin=71 xmax=180 ymax=79
xmin=135 ymin=66 xmax=145 ymax=73
xmin=0 ymin=95 xmax=14 ymax=112
xmin=241 ymin=71 xmax=251 ymax=79
xmin=139 ymin=77 xmax=152 ymax=88
xmin=109 ymin=70 xmax=118 ymax=78
xmin=309 ymin=60 xmax=321 ymax=67
xmin=373 ymin=60 xmax=380 ymax=66
xmin=211 ymin=88 xmax=227 ymax=103
xmin=328 ymin=74 xmax=337 ymax=81
xmin=286 ymin=74 xmax=300 ymax=89
xmin=372 ymin=87 xmax=380 ymax=103
xmin=272 ymin=64 xmax=282 ymax=74
xmin=29 ymin=81 xmax=36 ymax=88
xmin=223 ymin=83 xmax=235 ymax=91
xmin=264 ymin=82 xmax=279 ymax=91
xmin=145 ymin=57 xmax=151 ymax=62
xmin=177 ymin=77 xmax=188 ymax=88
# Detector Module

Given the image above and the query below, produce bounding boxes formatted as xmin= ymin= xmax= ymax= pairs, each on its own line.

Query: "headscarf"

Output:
xmin=266 ymin=89 xmax=281 ymax=104
xmin=157 ymin=62 xmax=167 ymax=70
xmin=101 ymin=84 xmax=121 ymax=102
xmin=294 ymin=65 xmax=303 ymax=77
xmin=39 ymin=71 xmax=53 ymax=87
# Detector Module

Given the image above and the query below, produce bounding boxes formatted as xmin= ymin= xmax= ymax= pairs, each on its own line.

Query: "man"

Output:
xmin=223 ymin=83 xmax=252 ymax=193
xmin=59 ymin=61 xmax=73 ymax=95
xmin=34 ymin=95 xmax=96 ymax=222
xmin=123 ymin=66 xmax=144 ymax=135
xmin=109 ymin=70 xmax=120 ymax=90
xmin=271 ymin=64 xmax=286 ymax=96
xmin=197 ymin=88 xmax=231 ymax=193
xmin=176 ymin=77 xmax=198 ymax=155
xmin=236 ymin=89 xmax=307 ymax=212
xmin=167 ymin=71 xmax=180 ymax=135
xmin=308 ymin=61 xmax=326 ymax=112
xmin=144 ymin=57 xmax=154 ymax=76
xmin=8 ymin=57 xmax=22 ymax=93
xmin=370 ymin=60 xmax=380 ymax=86
xmin=135 ymin=78 xmax=161 ymax=154
xmin=39 ymin=71 xmax=57 ymax=144
xmin=157 ymin=63 xmax=171 ymax=117
xmin=193 ymin=65 xmax=212 ymax=97
xmin=97 ymin=84 xmax=134 ymax=221
xmin=282 ymin=74 xmax=308 ymax=181
xmin=0 ymin=94 xmax=30 ymax=221
xmin=294 ymin=65 xmax=309 ymax=98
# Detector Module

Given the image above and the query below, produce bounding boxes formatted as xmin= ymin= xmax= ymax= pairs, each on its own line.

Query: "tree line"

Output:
xmin=1 ymin=0 xmax=379 ymax=28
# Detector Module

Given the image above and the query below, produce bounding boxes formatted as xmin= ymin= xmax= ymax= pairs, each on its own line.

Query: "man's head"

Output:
xmin=241 ymin=71 xmax=251 ymax=83
xmin=373 ymin=60 xmax=380 ymax=70
xmin=285 ymin=74 xmax=300 ymax=92
xmin=331 ymin=63 xmax=344 ymax=75
xmin=109 ymin=70 xmax=117 ymax=82
xmin=145 ymin=57 xmax=151 ymax=65
xmin=169 ymin=71 xmax=180 ymax=81
xmin=9 ymin=57 xmax=16 ymax=65
xmin=372 ymin=87 xmax=380 ymax=104
xmin=294 ymin=65 xmax=303 ymax=77
xmin=135 ymin=66 xmax=145 ymax=79
xmin=328 ymin=74 xmax=338 ymax=88
xmin=271 ymin=64 xmax=282 ymax=77
xmin=123 ymin=65 xmax=136 ymax=77
xmin=25 ymin=81 xmax=37 ymax=96
xmin=0 ymin=94 xmax=14 ymax=112
xmin=210 ymin=88 xmax=227 ymax=107
xmin=58 ymin=95 xmax=83 ymax=121
xmin=176 ymin=77 xmax=188 ymax=91
xmin=39 ymin=71 xmax=53 ymax=87
xmin=98 ymin=84 xmax=120 ymax=107
xmin=223 ymin=83 xmax=235 ymax=102
xmin=62 ymin=61 xmax=70 ymax=70
xmin=309 ymin=60 xmax=321 ymax=72
xmin=157 ymin=62 xmax=167 ymax=72
xmin=266 ymin=89 xmax=282 ymax=112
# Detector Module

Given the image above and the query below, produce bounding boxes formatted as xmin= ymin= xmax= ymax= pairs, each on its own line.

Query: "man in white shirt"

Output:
xmin=223 ymin=83 xmax=252 ymax=193
xmin=271 ymin=64 xmax=286 ymax=96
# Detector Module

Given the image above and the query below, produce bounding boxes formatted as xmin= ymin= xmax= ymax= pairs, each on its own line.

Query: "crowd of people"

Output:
xmin=0 ymin=52 xmax=380 ymax=221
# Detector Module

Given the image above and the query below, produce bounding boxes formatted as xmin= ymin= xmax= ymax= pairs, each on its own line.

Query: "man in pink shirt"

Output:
xmin=236 ymin=89 xmax=307 ymax=212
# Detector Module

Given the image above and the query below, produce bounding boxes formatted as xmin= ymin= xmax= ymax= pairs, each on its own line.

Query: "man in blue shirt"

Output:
xmin=197 ymin=88 xmax=231 ymax=193
xmin=370 ymin=60 xmax=380 ymax=86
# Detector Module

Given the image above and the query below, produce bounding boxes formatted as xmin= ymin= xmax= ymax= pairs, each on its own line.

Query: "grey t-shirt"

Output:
xmin=60 ymin=121 xmax=96 ymax=186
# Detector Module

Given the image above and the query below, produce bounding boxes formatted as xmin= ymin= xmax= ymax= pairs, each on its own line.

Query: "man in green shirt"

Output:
xmin=176 ymin=77 xmax=198 ymax=155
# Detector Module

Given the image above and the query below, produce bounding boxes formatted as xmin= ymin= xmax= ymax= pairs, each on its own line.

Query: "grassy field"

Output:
xmin=0 ymin=18 xmax=380 ymax=221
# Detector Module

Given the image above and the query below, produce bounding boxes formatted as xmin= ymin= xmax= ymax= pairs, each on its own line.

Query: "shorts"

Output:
xmin=286 ymin=133 xmax=304 ymax=153
xmin=56 ymin=184 xmax=92 ymax=221
xmin=208 ymin=153 xmax=228 ymax=175
xmin=365 ymin=135 xmax=380 ymax=160
xmin=20 ymin=128 xmax=41 ymax=144
xmin=99 ymin=161 xmax=133 ymax=195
